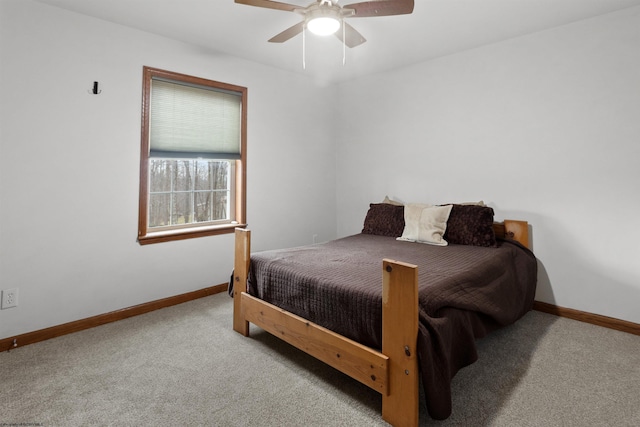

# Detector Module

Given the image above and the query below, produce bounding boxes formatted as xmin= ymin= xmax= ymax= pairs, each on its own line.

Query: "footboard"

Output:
xmin=232 ymin=228 xmax=419 ymax=427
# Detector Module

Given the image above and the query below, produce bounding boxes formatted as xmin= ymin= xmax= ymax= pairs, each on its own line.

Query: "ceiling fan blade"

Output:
xmin=343 ymin=0 xmax=414 ymax=17
xmin=334 ymin=22 xmax=366 ymax=48
xmin=234 ymin=0 xmax=299 ymax=12
xmin=268 ymin=21 xmax=305 ymax=43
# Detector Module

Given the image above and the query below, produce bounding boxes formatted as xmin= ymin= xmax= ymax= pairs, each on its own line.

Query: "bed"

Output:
xmin=231 ymin=202 xmax=537 ymax=426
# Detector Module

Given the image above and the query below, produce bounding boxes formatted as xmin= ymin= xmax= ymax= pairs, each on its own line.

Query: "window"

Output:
xmin=148 ymin=159 xmax=234 ymax=227
xmin=138 ymin=67 xmax=247 ymax=244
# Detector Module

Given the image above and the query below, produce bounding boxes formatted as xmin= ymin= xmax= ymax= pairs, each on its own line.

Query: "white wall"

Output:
xmin=2 ymin=1 xmax=638 ymax=341
xmin=0 ymin=0 xmax=338 ymax=339
xmin=336 ymin=7 xmax=640 ymax=323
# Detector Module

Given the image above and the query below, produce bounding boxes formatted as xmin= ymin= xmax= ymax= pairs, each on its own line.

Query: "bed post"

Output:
xmin=233 ymin=227 xmax=251 ymax=336
xmin=381 ymin=259 xmax=419 ymax=427
xmin=493 ymin=220 xmax=530 ymax=249
xmin=504 ymin=220 xmax=529 ymax=249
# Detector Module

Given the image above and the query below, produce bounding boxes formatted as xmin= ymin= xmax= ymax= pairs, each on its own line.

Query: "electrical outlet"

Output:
xmin=1 ymin=288 xmax=18 ymax=309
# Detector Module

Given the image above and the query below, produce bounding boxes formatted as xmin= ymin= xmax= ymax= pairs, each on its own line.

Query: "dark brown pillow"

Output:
xmin=362 ymin=203 xmax=405 ymax=237
xmin=444 ymin=204 xmax=497 ymax=247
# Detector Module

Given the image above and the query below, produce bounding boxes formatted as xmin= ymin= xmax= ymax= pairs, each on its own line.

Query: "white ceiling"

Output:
xmin=35 ymin=0 xmax=640 ymax=84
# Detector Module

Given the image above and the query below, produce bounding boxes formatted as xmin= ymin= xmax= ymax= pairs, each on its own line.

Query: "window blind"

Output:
xmin=149 ymin=79 xmax=242 ymax=159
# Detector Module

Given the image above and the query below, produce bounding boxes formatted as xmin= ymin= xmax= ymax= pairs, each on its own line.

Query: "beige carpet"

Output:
xmin=1 ymin=292 xmax=639 ymax=426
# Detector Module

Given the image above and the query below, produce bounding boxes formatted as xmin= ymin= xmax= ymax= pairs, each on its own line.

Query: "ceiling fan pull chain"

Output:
xmin=302 ymin=25 xmax=306 ymax=70
xmin=342 ymin=19 xmax=346 ymax=66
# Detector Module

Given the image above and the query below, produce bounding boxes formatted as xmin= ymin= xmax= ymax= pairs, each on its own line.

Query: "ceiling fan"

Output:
xmin=235 ymin=0 xmax=415 ymax=48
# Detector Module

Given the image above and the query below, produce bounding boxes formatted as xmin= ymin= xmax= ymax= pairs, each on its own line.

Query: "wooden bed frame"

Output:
xmin=232 ymin=220 xmax=529 ymax=427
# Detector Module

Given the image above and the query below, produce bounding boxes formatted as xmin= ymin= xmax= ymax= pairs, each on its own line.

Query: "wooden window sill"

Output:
xmin=138 ymin=223 xmax=247 ymax=245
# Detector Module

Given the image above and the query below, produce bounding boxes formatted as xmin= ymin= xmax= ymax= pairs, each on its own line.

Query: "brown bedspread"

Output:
xmin=247 ymin=233 xmax=537 ymax=420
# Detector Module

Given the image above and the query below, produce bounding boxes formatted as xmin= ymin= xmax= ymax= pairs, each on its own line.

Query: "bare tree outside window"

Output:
xmin=148 ymin=159 xmax=231 ymax=228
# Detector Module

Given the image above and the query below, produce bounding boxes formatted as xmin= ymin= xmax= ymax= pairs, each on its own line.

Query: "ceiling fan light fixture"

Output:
xmin=307 ymin=16 xmax=341 ymax=36
xmin=305 ymin=6 xmax=341 ymax=36
xmin=307 ymin=16 xmax=340 ymax=36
